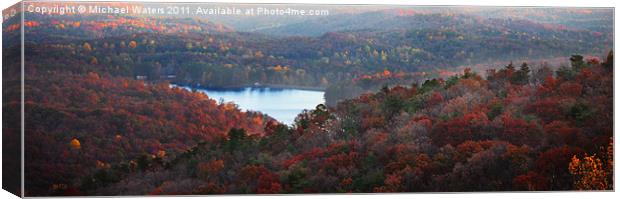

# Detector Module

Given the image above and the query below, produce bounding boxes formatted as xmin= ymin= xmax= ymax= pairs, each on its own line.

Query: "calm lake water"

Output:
xmin=178 ymin=86 xmax=325 ymax=125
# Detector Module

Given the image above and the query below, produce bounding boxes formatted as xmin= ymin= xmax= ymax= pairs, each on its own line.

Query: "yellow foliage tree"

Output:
xmin=82 ymin=42 xmax=92 ymax=52
xmin=70 ymin=138 xmax=81 ymax=150
xmin=569 ymin=139 xmax=613 ymax=191
xmin=569 ymin=154 xmax=608 ymax=190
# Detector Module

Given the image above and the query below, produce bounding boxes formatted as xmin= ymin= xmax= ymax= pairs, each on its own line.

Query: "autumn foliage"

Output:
xmin=2 ymin=8 xmax=613 ymax=196
xmin=8 ymin=41 xmax=613 ymax=196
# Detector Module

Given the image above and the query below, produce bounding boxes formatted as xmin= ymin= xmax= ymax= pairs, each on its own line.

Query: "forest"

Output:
xmin=3 ymin=10 xmax=612 ymax=91
xmin=5 ymin=52 xmax=613 ymax=195
xmin=1 ymin=5 xmax=614 ymax=196
xmin=85 ymin=53 xmax=612 ymax=194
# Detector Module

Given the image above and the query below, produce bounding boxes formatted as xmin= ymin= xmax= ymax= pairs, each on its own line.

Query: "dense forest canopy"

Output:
xmin=11 ymin=53 xmax=612 ymax=195
xmin=3 ymin=7 xmax=611 ymax=91
xmin=1 ymin=5 xmax=614 ymax=196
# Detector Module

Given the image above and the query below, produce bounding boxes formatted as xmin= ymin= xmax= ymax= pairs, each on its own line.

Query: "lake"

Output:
xmin=177 ymin=86 xmax=325 ymax=125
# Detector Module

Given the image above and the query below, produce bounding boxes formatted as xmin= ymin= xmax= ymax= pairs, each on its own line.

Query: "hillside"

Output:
xmin=9 ymin=11 xmax=612 ymax=90
xmin=62 ymin=53 xmax=613 ymax=194
xmin=7 ymin=71 xmax=271 ymax=195
xmin=257 ymin=8 xmax=613 ymax=37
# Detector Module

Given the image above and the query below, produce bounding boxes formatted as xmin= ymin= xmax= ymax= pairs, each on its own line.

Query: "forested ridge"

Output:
xmin=5 ymin=11 xmax=612 ymax=90
xmin=11 ymin=72 xmax=271 ymax=195
xmin=12 ymin=53 xmax=611 ymax=195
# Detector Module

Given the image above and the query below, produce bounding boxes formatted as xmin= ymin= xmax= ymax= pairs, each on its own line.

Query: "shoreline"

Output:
xmin=171 ymin=82 xmax=326 ymax=92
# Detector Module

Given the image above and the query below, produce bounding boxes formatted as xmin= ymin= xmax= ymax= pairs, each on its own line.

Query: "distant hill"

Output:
xmin=7 ymin=11 xmax=612 ymax=91
xmin=255 ymin=8 xmax=613 ymax=37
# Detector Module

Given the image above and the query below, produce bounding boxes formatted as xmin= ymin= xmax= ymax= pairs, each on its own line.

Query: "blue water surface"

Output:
xmin=179 ymin=86 xmax=325 ymax=125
